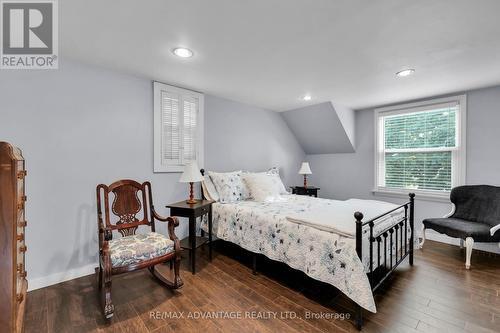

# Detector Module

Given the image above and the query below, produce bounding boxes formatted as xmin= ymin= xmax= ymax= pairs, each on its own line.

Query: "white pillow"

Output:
xmin=266 ymin=167 xmax=288 ymax=194
xmin=208 ymin=171 xmax=246 ymax=203
xmin=269 ymin=173 xmax=288 ymax=194
xmin=242 ymin=167 xmax=287 ymax=196
xmin=201 ymin=175 xmax=219 ymax=201
xmin=267 ymin=166 xmax=280 ymax=176
xmin=243 ymin=173 xmax=284 ymax=202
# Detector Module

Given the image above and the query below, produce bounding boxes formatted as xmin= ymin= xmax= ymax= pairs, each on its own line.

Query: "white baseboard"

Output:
xmin=28 ymin=263 xmax=97 ymax=291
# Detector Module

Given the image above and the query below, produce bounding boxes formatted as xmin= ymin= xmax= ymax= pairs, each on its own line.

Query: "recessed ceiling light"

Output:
xmin=396 ymin=69 xmax=415 ymax=77
xmin=302 ymin=94 xmax=312 ymax=101
xmin=172 ymin=47 xmax=193 ymax=58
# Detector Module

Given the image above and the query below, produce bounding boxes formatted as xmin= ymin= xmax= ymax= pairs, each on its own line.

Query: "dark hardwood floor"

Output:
xmin=25 ymin=240 xmax=500 ymax=333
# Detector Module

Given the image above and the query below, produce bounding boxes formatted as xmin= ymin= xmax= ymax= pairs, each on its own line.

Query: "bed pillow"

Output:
xmin=267 ymin=166 xmax=280 ymax=176
xmin=265 ymin=167 xmax=288 ymax=194
xmin=243 ymin=173 xmax=285 ymax=202
xmin=242 ymin=167 xmax=288 ymax=196
xmin=208 ymin=171 xmax=246 ymax=203
xmin=201 ymin=175 xmax=219 ymax=201
xmin=270 ymin=173 xmax=288 ymax=194
xmin=241 ymin=171 xmax=267 ymax=198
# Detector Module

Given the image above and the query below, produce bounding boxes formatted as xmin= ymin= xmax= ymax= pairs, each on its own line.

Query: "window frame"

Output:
xmin=373 ymin=95 xmax=467 ymax=200
xmin=153 ymin=82 xmax=204 ymax=173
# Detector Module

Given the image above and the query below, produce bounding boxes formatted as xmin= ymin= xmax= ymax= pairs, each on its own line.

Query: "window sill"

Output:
xmin=371 ymin=188 xmax=451 ymax=203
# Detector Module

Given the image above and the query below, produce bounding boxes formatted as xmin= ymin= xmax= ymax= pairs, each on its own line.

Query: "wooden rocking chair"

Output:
xmin=96 ymin=180 xmax=183 ymax=319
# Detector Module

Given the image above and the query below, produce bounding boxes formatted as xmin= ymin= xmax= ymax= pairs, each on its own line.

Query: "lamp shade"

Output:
xmin=298 ymin=162 xmax=312 ymax=175
xmin=179 ymin=161 xmax=204 ymax=183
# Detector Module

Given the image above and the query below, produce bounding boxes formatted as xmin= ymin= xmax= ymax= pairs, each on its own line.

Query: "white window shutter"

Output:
xmin=182 ymin=97 xmax=198 ymax=162
xmin=154 ymin=82 xmax=204 ymax=172
xmin=161 ymin=91 xmax=181 ymax=166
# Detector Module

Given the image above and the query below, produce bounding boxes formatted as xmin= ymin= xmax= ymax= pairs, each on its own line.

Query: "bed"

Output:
xmin=199 ymin=169 xmax=415 ymax=330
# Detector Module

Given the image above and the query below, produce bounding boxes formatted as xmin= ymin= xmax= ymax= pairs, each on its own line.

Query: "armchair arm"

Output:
xmin=97 ymin=213 xmax=112 ymax=242
xmin=491 ymin=223 xmax=500 ymax=236
xmin=166 ymin=216 xmax=180 ymax=242
xmin=151 ymin=205 xmax=170 ymax=222
xmin=443 ymin=203 xmax=456 ymax=218
xmin=166 ymin=216 xmax=181 ymax=255
xmin=97 ymin=212 xmax=111 ymax=276
xmin=100 ymin=240 xmax=112 ymax=283
xmin=151 ymin=206 xmax=180 ymax=242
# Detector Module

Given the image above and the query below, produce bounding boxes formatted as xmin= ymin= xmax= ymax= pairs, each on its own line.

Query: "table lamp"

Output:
xmin=298 ymin=162 xmax=312 ymax=188
xmin=179 ymin=161 xmax=204 ymax=204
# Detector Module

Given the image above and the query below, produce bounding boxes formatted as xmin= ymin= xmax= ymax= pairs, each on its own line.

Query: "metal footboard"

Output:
xmin=353 ymin=193 xmax=415 ymax=330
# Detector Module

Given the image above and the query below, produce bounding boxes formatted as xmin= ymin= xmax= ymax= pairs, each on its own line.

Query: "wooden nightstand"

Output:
xmin=166 ymin=199 xmax=214 ymax=274
xmin=290 ymin=186 xmax=320 ymax=197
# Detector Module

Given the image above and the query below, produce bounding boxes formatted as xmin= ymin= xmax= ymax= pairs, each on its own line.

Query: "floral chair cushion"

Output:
xmin=109 ymin=232 xmax=175 ymax=267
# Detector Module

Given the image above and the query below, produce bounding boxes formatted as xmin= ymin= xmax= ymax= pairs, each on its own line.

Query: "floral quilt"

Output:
xmin=202 ymin=195 xmax=410 ymax=313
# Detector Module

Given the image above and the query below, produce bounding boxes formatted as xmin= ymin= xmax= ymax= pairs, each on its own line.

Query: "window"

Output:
xmin=375 ymin=95 xmax=466 ymax=198
xmin=154 ymin=82 xmax=204 ymax=172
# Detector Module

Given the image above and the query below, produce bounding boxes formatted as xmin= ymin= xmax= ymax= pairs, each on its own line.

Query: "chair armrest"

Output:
xmin=443 ymin=203 xmax=456 ymax=218
xmin=98 ymin=228 xmax=111 ymax=266
xmin=100 ymin=240 xmax=113 ymax=283
xmin=151 ymin=206 xmax=181 ymax=254
xmin=166 ymin=217 xmax=181 ymax=254
xmin=101 ymin=239 xmax=110 ymax=256
xmin=491 ymin=223 xmax=500 ymax=236
xmin=165 ymin=216 xmax=180 ymax=242
xmin=151 ymin=206 xmax=180 ymax=241
xmin=98 ymin=213 xmax=112 ymax=241
xmin=151 ymin=205 xmax=170 ymax=222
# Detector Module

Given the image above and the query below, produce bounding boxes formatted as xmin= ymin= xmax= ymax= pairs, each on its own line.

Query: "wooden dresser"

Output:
xmin=0 ymin=142 xmax=28 ymax=332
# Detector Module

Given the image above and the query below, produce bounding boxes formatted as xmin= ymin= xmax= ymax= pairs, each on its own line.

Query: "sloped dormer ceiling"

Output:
xmin=281 ymin=102 xmax=355 ymax=154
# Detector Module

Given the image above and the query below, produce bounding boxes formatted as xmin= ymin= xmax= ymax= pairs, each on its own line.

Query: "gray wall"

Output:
xmin=205 ymin=95 xmax=305 ymax=185
xmin=307 ymin=85 xmax=500 ymax=253
xmin=0 ymin=60 xmax=304 ymax=287
xmin=282 ymin=102 xmax=355 ymax=154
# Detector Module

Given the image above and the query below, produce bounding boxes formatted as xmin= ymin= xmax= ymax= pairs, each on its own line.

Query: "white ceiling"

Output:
xmin=61 ymin=0 xmax=500 ymax=111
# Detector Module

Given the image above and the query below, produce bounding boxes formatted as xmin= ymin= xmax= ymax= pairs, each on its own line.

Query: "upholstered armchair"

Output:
xmin=96 ymin=180 xmax=183 ymax=318
xmin=420 ymin=185 xmax=500 ymax=269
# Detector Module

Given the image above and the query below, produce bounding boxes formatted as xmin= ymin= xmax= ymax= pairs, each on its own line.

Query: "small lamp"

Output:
xmin=298 ymin=162 xmax=312 ymax=188
xmin=179 ymin=161 xmax=204 ymax=204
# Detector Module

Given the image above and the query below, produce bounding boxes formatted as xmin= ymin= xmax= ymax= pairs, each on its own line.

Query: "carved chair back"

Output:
xmin=97 ymin=180 xmax=156 ymax=238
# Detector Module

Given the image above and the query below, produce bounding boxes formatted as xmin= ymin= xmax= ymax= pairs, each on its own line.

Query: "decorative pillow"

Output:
xmin=267 ymin=166 xmax=280 ymax=176
xmin=201 ymin=181 xmax=212 ymax=201
xmin=269 ymin=173 xmax=288 ymax=194
xmin=241 ymin=171 xmax=261 ymax=198
xmin=208 ymin=171 xmax=246 ymax=203
xmin=243 ymin=173 xmax=285 ymax=202
xmin=201 ymin=175 xmax=219 ymax=201
xmin=266 ymin=167 xmax=288 ymax=194
xmin=241 ymin=167 xmax=288 ymax=197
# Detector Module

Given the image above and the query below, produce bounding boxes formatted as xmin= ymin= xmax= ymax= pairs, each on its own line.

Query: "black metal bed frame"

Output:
xmin=352 ymin=192 xmax=415 ymax=330
xmin=199 ymin=170 xmax=415 ymax=330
